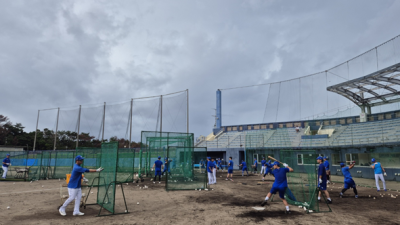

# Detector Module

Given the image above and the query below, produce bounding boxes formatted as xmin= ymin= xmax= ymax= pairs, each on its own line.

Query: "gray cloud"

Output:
xmin=1 ymin=0 xmax=400 ymax=141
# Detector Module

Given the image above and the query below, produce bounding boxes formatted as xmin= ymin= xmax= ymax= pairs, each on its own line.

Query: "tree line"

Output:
xmin=0 ymin=115 xmax=142 ymax=150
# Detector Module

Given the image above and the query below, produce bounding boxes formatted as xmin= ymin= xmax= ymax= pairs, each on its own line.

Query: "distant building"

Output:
xmin=0 ymin=146 xmax=25 ymax=151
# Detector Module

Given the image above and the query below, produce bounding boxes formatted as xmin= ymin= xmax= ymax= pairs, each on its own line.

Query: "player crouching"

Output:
xmin=340 ymin=162 xmax=358 ymax=198
xmin=261 ymin=161 xmax=293 ymax=214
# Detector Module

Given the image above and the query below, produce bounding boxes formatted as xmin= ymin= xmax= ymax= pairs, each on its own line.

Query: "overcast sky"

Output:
xmin=1 ymin=0 xmax=400 ymax=141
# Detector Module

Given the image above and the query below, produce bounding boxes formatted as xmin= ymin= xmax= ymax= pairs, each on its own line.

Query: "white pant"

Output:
xmin=260 ymin=166 xmax=266 ymax=175
xmin=213 ymin=169 xmax=217 ymax=184
xmin=60 ymin=188 xmax=82 ymax=215
xmin=2 ymin=166 xmax=8 ymax=178
xmin=208 ymin=172 xmax=214 ymax=185
xmin=375 ymin=174 xmax=386 ymax=191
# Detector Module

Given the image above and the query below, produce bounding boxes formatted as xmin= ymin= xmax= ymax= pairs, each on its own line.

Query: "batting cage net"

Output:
xmin=166 ymin=146 xmax=207 ymax=191
xmin=97 ymin=142 xmax=118 ymax=214
xmin=139 ymin=131 xmax=194 ymax=181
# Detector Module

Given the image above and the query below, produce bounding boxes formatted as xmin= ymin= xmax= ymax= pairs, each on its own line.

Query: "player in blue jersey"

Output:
xmin=207 ymin=157 xmax=214 ymax=185
xmin=339 ymin=162 xmax=358 ymax=198
xmin=152 ymin=156 xmax=163 ymax=183
xmin=217 ymin=158 xmax=222 ymax=170
xmin=2 ymin=154 xmax=11 ymax=179
xmin=262 ymin=160 xmax=273 ymax=181
xmin=59 ymin=155 xmax=103 ymax=216
xmin=239 ymin=160 xmax=248 ymax=176
xmin=162 ymin=157 xmax=171 ymax=176
xmin=212 ymin=158 xmax=217 ymax=184
xmin=199 ymin=159 xmax=205 ymax=173
xmin=226 ymin=157 xmax=234 ymax=181
xmin=253 ymin=158 xmax=258 ymax=174
xmin=261 ymin=161 xmax=293 ymax=214
xmin=317 ymin=156 xmax=332 ymax=204
xmin=371 ymin=158 xmax=387 ymax=191
xmin=260 ymin=157 xmax=267 ymax=176
xmin=323 ymin=156 xmax=331 ymax=184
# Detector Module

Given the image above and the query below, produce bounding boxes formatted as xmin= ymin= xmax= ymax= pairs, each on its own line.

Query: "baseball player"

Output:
xmin=217 ymin=158 xmax=222 ymax=170
xmin=2 ymin=154 xmax=11 ymax=179
xmin=226 ymin=157 xmax=234 ymax=181
xmin=262 ymin=160 xmax=273 ymax=181
xmin=260 ymin=157 xmax=267 ymax=176
xmin=371 ymin=158 xmax=387 ymax=192
xmin=207 ymin=157 xmax=214 ymax=185
xmin=339 ymin=162 xmax=358 ymax=198
xmin=199 ymin=159 xmax=205 ymax=173
xmin=261 ymin=161 xmax=294 ymax=214
xmin=221 ymin=159 xmax=225 ymax=170
xmin=212 ymin=158 xmax=217 ymax=184
xmin=162 ymin=157 xmax=171 ymax=176
xmin=317 ymin=156 xmax=332 ymax=204
xmin=239 ymin=160 xmax=248 ymax=176
xmin=152 ymin=156 xmax=163 ymax=183
xmin=59 ymin=155 xmax=103 ymax=216
xmin=323 ymin=156 xmax=331 ymax=184
xmin=253 ymin=158 xmax=258 ymax=174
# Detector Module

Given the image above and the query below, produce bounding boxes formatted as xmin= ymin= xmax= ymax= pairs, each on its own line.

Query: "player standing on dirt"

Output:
xmin=217 ymin=158 xmax=222 ymax=170
xmin=199 ymin=159 xmax=205 ymax=173
xmin=371 ymin=158 xmax=387 ymax=192
xmin=262 ymin=160 xmax=273 ymax=181
xmin=339 ymin=162 xmax=358 ymax=198
xmin=317 ymin=156 xmax=332 ymax=204
xmin=260 ymin=157 xmax=267 ymax=176
xmin=59 ymin=155 xmax=103 ymax=216
xmin=226 ymin=157 xmax=234 ymax=181
xmin=152 ymin=156 xmax=163 ymax=183
xmin=207 ymin=157 xmax=214 ymax=185
xmin=239 ymin=160 xmax=248 ymax=176
xmin=162 ymin=157 xmax=171 ymax=176
xmin=253 ymin=158 xmax=258 ymax=174
xmin=261 ymin=161 xmax=293 ymax=214
xmin=324 ymin=157 xmax=331 ymax=184
xmin=2 ymin=154 xmax=11 ymax=179
xmin=212 ymin=158 xmax=217 ymax=184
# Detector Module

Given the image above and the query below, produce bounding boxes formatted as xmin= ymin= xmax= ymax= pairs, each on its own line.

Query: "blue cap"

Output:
xmin=75 ymin=155 xmax=84 ymax=161
xmin=263 ymin=157 xmax=265 ymax=159
xmin=6 ymin=154 xmax=10 ymax=156
xmin=316 ymin=156 xmax=323 ymax=160
xmin=207 ymin=157 xmax=211 ymax=160
xmin=323 ymin=156 xmax=328 ymax=160
xmin=340 ymin=163 xmax=345 ymax=167
xmin=273 ymin=161 xmax=280 ymax=166
xmin=158 ymin=156 xmax=161 ymax=159
xmin=164 ymin=157 xmax=167 ymax=160
xmin=268 ymin=160 xmax=271 ymax=163
xmin=371 ymin=158 xmax=376 ymax=162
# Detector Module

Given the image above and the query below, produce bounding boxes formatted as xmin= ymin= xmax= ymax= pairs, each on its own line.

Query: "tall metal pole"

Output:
xmin=160 ymin=95 xmax=163 ymax=133
xmin=76 ymin=105 xmax=81 ymax=149
xmin=102 ymin=102 xmax=106 ymax=142
xmin=129 ymin=99 xmax=133 ymax=148
xmin=187 ymin=89 xmax=189 ymax=133
xmin=33 ymin=110 xmax=40 ymax=151
xmin=53 ymin=107 xmax=60 ymax=150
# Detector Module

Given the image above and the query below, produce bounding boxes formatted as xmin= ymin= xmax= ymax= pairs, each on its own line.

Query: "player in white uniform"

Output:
xmin=371 ymin=158 xmax=387 ymax=192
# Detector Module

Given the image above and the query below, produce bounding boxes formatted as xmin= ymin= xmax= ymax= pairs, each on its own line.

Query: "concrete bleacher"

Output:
xmin=196 ymin=117 xmax=400 ymax=148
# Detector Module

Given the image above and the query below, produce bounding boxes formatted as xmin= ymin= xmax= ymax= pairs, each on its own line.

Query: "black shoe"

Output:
xmin=261 ymin=200 xmax=268 ymax=206
xmin=327 ymin=199 xmax=332 ymax=204
xmin=285 ymin=210 xmax=291 ymax=214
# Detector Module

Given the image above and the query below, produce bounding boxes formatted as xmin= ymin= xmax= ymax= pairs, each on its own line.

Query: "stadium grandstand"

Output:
xmin=196 ymin=35 xmax=400 ymax=183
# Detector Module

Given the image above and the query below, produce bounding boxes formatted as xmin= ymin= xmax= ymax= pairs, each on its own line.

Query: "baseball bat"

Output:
xmin=267 ymin=156 xmax=282 ymax=164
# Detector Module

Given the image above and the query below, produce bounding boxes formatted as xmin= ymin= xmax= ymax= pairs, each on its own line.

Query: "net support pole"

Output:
xmin=102 ymin=102 xmax=106 ymax=143
xmin=187 ymin=89 xmax=189 ymax=133
xmin=76 ymin=105 xmax=81 ymax=149
xmin=33 ymin=110 xmax=40 ymax=151
xmin=129 ymin=99 xmax=133 ymax=148
xmin=160 ymin=95 xmax=163 ymax=133
xmin=53 ymin=107 xmax=60 ymax=150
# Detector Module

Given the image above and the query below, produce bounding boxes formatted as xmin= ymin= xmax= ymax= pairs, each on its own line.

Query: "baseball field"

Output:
xmin=1 ymin=171 xmax=399 ymax=225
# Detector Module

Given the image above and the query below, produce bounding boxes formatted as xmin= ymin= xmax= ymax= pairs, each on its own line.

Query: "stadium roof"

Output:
xmin=327 ymin=62 xmax=400 ymax=108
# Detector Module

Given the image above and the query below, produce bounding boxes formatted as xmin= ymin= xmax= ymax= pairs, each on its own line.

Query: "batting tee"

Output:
xmin=166 ymin=147 xmax=207 ymax=191
xmin=138 ymin=131 xmax=194 ymax=182
xmin=85 ymin=142 xmax=129 ymax=216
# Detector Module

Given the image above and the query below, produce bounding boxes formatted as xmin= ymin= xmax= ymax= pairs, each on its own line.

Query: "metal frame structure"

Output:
xmin=327 ymin=63 xmax=400 ymax=113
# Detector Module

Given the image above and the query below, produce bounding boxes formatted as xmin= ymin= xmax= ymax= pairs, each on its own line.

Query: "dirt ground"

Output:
xmin=1 ymin=171 xmax=399 ymax=225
